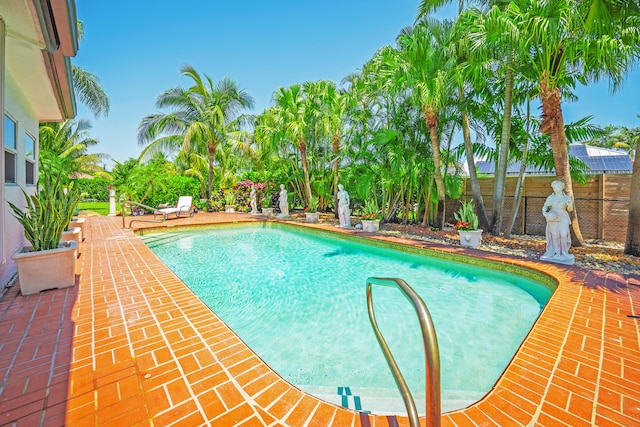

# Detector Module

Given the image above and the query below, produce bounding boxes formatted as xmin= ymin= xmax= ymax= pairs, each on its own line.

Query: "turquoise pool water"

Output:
xmin=142 ymin=224 xmax=553 ymax=414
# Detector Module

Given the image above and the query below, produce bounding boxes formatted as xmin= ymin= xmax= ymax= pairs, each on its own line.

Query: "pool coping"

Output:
xmin=0 ymin=213 xmax=638 ymax=426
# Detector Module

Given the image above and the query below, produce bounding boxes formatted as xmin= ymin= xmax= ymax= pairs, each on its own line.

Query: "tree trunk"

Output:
xmin=421 ymin=175 xmax=435 ymax=227
xmin=424 ymin=107 xmax=446 ymax=229
xmin=539 ymin=78 xmax=584 ymax=246
xmin=492 ymin=54 xmax=514 ymax=235
xmin=299 ymin=139 xmax=312 ymax=205
xmin=461 ymin=102 xmax=490 ymax=231
xmin=625 ymin=140 xmax=640 ymax=255
xmin=333 ymin=133 xmax=340 ymax=218
xmin=506 ymin=102 xmax=531 ymax=238
xmin=207 ymin=141 xmax=216 ymax=200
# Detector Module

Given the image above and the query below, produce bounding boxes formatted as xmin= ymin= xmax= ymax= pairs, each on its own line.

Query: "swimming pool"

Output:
xmin=141 ymin=223 xmax=554 ymax=414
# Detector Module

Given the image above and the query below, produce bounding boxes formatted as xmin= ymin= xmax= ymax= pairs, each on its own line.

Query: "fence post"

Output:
xmin=598 ymin=174 xmax=605 ymax=239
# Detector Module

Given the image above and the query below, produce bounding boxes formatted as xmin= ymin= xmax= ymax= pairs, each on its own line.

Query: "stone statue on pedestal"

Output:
xmin=541 ymin=180 xmax=575 ymax=265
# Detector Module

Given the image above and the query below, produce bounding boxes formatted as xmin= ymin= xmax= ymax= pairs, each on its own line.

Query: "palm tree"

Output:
xmin=458 ymin=3 xmax=527 ymax=235
xmin=271 ymin=84 xmax=313 ymax=204
xmin=39 ymin=119 xmax=108 ymax=176
xmin=72 ymin=66 xmax=110 ymax=118
xmin=138 ymin=65 xmax=254 ymax=199
xmin=520 ymin=0 xmax=640 ymax=245
xmin=308 ymin=80 xmax=347 ymax=213
xmin=395 ymin=17 xmax=456 ymax=228
xmin=72 ymin=21 xmax=109 ymax=117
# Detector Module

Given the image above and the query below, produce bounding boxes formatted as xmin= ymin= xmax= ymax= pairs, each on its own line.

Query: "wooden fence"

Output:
xmin=449 ymin=175 xmax=632 ymax=242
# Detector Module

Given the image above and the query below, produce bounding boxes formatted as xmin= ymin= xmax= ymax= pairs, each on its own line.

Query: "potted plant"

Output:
xmin=361 ymin=199 xmax=382 ymax=232
xmin=224 ymin=191 xmax=236 ymax=213
xmin=454 ymin=200 xmax=482 ymax=248
xmin=305 ymin=196 xmax=320 ymax=223
xmin=8 ymin=174 xmax=80 ymax=295
xmin=261 ymin=194 xmax=274 ymax=217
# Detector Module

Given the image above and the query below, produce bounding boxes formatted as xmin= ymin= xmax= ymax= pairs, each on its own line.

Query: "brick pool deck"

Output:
xmin=0 ymin=213 xmax=639 ymax=426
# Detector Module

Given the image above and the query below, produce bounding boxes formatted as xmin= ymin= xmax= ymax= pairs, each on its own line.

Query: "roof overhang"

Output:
xmin=2 ymin=0 xmax=77 ymax=121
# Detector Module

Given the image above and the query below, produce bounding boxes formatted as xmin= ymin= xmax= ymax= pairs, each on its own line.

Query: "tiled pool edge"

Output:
xmin=129 ymin=216 xmax=640 ymax=425
xmin=130 ymin=216 xmax=640 ymax=425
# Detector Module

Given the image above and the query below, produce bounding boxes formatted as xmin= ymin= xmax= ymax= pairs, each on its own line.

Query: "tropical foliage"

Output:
xmin=138 ymin=65 xmax=254 ymax=200
xmin=42 ymin=3 xmax=638 ymax=253
xmin=8 ymin=174 xmax=80 ymax=251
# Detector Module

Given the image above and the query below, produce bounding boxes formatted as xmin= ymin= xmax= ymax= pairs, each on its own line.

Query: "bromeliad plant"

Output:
xmin=361 ymin=199 xmax=382 ymax=221
xmin=306 ymin=195 xmax=319 ymax=213
xmin=454 ymin=200 xmax=479 ymax=232
xmin=8 ymin=174 xmax=81 ymax=251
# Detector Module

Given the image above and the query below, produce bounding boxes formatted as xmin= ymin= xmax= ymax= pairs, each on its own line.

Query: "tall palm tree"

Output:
xmin=395 ymin=17 xmax=456 ymax=228
xmin=459 ymin=3 xmax=526 ymax=235
xmin=520 ymin=0 xmax=640 ymax=245
xmin=271 ymin=84 xmax=313 ymax=204
xmin=138 ymin=65 xmax=254 ymax=199
xmin=309 ymin=81 xmax=347 ymax=213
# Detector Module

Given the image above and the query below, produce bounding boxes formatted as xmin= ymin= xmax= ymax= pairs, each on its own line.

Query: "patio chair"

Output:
xmin=156 ymin=196 xmax=194 ymax=220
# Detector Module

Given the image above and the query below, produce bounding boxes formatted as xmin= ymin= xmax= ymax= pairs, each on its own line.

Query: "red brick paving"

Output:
xmin=0 ymin=213 xmax=638 ymax=426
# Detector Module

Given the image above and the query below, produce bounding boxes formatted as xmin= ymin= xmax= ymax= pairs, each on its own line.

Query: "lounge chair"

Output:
xmin=156 ymin=196 xmax=194 ymax=219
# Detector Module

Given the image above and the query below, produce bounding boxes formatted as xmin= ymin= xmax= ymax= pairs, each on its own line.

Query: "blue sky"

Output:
xmin=74 ymin=1 xmax=640 ymax=168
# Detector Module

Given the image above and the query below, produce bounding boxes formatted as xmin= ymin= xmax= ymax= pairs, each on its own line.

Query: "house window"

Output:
xmin=25 ymin=133 xmax=35 ymax=185
xmin=4 ymin=115 xmax=16 ymax=184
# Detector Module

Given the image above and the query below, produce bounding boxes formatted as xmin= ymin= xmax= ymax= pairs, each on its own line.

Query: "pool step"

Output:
xmin=140 ymin=233 xmax=193 ymax=247
xmin=299 ymin=385 xmax=483 ymax=415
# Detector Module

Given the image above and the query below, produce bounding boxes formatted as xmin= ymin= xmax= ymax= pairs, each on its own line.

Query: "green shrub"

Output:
xmin=75 ymin=177 xmax=111 ymax=202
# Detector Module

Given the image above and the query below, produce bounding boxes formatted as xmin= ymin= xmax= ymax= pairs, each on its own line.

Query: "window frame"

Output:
xmin=25 ymin=132 xmax=36 ymax=186
xmin=4 ymin=114 xmax=17 ymax=184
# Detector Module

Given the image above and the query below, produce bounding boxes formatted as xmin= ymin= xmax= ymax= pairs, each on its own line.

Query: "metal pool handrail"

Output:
xmin=121 ymin=201 xmax=165 ymax=228
xmin=365 ymin=277 xmax=441 ymax=427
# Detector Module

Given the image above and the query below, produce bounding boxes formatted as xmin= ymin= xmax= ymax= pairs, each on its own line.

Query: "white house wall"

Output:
xmin=1 ymin=48 xmax=39 ymax=288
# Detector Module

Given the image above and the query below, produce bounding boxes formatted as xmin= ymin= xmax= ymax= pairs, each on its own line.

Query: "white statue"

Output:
xmin=541 ymin=180 xmax=575 ymax=265
xmin=250 ymin=186 xmax=258 ymax=214
xmin=337 ymin=184 xmax=351 ymax=228
xmin=278 ymin=184 xmax=289 ymax=216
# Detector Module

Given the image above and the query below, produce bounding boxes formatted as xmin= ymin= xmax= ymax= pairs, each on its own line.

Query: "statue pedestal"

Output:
xmin=540 ymin=253 xmax=575 ymax=265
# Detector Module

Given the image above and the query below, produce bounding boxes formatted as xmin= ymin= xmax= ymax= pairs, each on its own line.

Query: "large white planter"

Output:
xmin=70 ymin=217 xmax=85 ymax=241
xmin=12 ymin=241 xmax=77 ymax=295
xmin=61 ymin=227 xmax=82 ymax=252
xmin=262 ymin=208 xmax=275 ymax=218
xmin=361 ymin=219 xmax=380 ymax=232
xmin=225 ymin=205 xmax=236 ymax=213
xmin=305 ymin=212 xmax=320 ymax=223
xmin=458 ymin=229 xmax=483 ymax=248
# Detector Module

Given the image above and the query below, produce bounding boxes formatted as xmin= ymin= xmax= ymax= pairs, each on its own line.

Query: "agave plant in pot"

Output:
xmin=8 ymin=174 xmax=81 ymax=295
xmin=454 ymin=200 xmax=482 ymax=248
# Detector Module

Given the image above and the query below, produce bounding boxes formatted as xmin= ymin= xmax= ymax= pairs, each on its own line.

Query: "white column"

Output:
xmin=108 ymin=186 xmax=116 ymax=216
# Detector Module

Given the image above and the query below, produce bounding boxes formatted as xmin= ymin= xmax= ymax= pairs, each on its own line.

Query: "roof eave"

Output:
xmin=49 ymin=0 xmax=78 ymax=56
xmin=42 ymin=49 xmax=76 ymax=120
